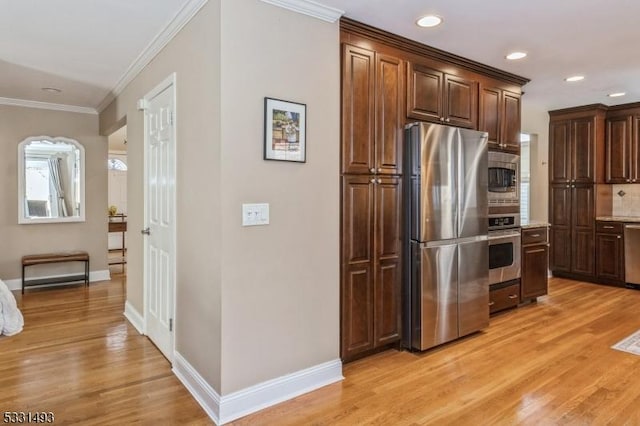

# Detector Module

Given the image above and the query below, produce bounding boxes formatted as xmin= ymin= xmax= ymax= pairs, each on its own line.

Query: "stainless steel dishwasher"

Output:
xmin=624 ymin=224 xmax=640 ymax=287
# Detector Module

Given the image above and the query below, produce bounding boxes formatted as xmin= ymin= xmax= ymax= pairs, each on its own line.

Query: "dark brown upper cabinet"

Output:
xmin=342 ymin=44 xmax=403 ymax=175
xmin=479 ymin=83 xmax=521 ymax=154
xmin=605 ymin=106 xmax=640 ymax=184
xmin=549 ymin=106 xmax=607 ymax=185
xmin=406 ymin=61 xmax=478 ymax=129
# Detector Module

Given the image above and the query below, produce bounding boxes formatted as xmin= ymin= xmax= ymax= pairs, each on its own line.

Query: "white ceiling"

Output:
xmin=323 ymin=0 xmax=640 ymax=110
xmin=0 ymin=0 xmax=193 ymax=109
xmin=2 ymin=0 xmax=640 ymax=111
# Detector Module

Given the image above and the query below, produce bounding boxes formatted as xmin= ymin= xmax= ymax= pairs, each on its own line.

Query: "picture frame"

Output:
xmin=264 ymin=97 xmax=306 ymax=163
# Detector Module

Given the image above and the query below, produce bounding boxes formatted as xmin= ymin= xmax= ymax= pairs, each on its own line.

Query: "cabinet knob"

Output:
xmin=440 ymin=117 xmax=445 ymax=122
xmin=377 ymin=167 xmax=382 ymax=173
xmin=370 ymin=178 xmax=376 ymax=184
xmin=376 ymin=178 xmax=382 ymax=184
xmin=370 ymin=168 xmax=375 ymax=173
xmin=508 ymin=294 xmax=518 ymax=300
xmin=618 ymin=235 xmax=622 ymax=239
xmin=566 ymin=185 xmax=570 ymax=188
xmin=446 ymin=118 xmax=451 ymax=123
xmin=489 ymin=301 xmax=495 ymax=306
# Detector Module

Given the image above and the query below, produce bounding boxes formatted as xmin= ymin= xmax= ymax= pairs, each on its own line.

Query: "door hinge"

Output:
xmin=169 ymin=318 xmax=173 ymax=332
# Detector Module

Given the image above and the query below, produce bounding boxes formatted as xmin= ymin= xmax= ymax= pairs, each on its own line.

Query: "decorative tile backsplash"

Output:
xmin=612 ymin=184 xmax=640 ymax=216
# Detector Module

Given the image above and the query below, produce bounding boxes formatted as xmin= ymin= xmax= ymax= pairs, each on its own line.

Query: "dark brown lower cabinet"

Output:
xmin=341 ymin=175 xmax=401 ymax=362
xmin=595 ymin=221 xmax=625 ymax=285
xmin=489 ymin=280 xmax=520 ymax=314
xmin=521 ymin=227 xmax=549 ymax=301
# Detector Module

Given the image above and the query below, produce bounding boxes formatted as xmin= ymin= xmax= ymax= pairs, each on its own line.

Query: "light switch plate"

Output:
xmin=242 ymin=203 xmax=269 ymax=226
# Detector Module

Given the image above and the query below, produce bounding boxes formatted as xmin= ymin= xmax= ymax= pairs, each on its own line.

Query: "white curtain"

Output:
xmin=48 ymin=157 xmax=68 ymax=217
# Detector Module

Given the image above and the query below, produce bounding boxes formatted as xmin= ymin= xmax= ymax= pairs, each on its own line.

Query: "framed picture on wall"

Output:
xmin=264 ymin=97 xmax=306 ymax=163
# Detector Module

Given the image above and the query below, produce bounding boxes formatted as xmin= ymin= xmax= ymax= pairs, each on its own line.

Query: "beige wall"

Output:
xmin=219 ymin=0 xmax=340 ymax=394
xmin=100 ymin=1 xmax=222 ymax=391
xmin=100 ymin=0 xmax=340 ymax=397
xmin=522 ymin=103 xmax=550 ymax=222
xmin=0 ymin=105 xmax=107 ymax=279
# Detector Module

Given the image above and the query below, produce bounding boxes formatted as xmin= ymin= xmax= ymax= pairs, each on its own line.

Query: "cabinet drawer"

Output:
xmin=595 ymin=221 xmax=623 ymax=234
xmin=522 ymin=227 xmax=548 ymax=245
xmin=490 ymin=281 xmax=520 ymax=314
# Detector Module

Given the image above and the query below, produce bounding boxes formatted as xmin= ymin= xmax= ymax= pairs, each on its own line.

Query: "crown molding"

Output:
xmin=96 ymin=0 xmax=209 ymax=112
xmin=261 ymin=0 xmax=344 ymax=23
xmin=0 ymin=96 xmax=97 ymax=115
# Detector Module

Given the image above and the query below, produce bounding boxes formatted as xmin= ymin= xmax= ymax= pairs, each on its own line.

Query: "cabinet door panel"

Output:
xmin=571 ymin=185 xmax=594 ymax=276
xmin=550 ymin=227 xmax=571 ymax=273
xmin=550 ymin=184 xmax=571 ymax=227
xmin=596 ymin=233 xmax=624 ymax=283
xmin=571 ymin=228 xmax=594 ymax=276
xmin=605 ymin=116 xmax=631 ymax=183
xmin=342 ymin=263 xmax=374 ymax=358
xmin=376 ymin=54 xmax=403 ymax=175
xmin=444 ymin=74 xmax=477 ymax=129
xmin=376 ymin=177 xmax=402 ymax=260
xmin=572 ymin=185 xmax=594 ymax=229
xmin=342 ymin=176 xmax=373 ymax=264
xmin=502 ymin=91 xmax=521 ymax=153
xmin=521 ymin=244 xmax=549 ymax=300
xmin=550 ymin=120 xmax=571 ymax=183
xmin=633 ymin=116 xmax=640 ymax=182
xmin=572 ymin=117 xmax=595 ymax=183
xmin=342 ymin=44 xmax=375 ymax=174
xmin=550 ymin=184 xmax=572 ymax=273
xmin=479 ymin=85 xmax=501 ymax=148
xmin=406 ymin=62 xmax=443 ymax=122
xmin=374 ymin=258 xmax=401 ymax=345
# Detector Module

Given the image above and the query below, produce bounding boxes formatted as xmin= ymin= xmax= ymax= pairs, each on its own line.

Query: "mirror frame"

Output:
xmin=18 ymin=136 xmax=86 ymax=224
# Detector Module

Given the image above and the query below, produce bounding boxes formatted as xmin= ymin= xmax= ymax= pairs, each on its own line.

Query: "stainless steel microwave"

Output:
xmin=488 ymin=151 xmax=519 ymax=206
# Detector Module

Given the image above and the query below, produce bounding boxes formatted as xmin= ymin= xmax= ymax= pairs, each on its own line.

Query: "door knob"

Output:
xmin=141 ymin=228 xmax=151 ymax=235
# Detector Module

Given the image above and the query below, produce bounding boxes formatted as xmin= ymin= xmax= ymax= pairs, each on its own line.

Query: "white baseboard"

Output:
xmin=124 ymin=301 xmax=145 ymax=335
xmin=173 ymin=352 xmax=343 ymax=425
xmin=173 ymin=352 xmax=221 ymax=424
xmin=4 ymin=269 xmax=111 ymax=291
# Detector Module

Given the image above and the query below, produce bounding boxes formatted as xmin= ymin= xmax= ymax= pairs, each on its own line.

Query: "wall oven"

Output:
xmin=488 ymin=151 xmax=519 ymax=206
xmin=488 ymin=214 xmax=521 ymax=285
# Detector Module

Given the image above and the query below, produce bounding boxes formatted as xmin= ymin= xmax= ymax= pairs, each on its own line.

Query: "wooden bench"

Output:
xmin=21 ymin=251 xmax=90 ymax=294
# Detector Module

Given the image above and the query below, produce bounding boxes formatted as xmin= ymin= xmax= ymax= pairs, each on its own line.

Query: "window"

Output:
xmin=520 ymin=133 xmax=531 ymax=223
xmin=107 ymin=158 xmax=128 ymax=171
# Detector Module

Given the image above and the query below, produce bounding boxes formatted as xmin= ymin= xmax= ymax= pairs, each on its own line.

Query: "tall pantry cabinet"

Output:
xmin=548 ymin=105 xmax=607 ymax=281
xmin=341 ymin=43 xmax=403 ymax=361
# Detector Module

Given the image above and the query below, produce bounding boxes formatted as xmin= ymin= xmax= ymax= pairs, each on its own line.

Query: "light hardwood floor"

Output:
xmin=3 ymin=276 xmax=640 ymax=425
xmin=0 ymin=271 xmax=212 ymax=425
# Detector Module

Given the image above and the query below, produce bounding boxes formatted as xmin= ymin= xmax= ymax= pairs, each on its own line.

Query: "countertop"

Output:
xmin=520 ymin=220 xmax=550 ymax=229
xmin=596 ymin=216 xmax=640 ymax=223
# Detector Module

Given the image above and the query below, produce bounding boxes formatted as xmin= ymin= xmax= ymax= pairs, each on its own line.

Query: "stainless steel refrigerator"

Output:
xmin=403 ymin=122 xmax=489 ymax=351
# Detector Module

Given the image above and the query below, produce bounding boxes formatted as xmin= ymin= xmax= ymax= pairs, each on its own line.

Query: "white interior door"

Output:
xmin=143 ymin=76 xmax=176 ymax=362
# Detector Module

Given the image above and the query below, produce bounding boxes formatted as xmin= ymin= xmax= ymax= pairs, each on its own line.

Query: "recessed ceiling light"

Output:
xmin=416 ymin=15 xmax=442 ymax=28
xmin=506 ymin=52 xmax=527 ymax=60
xmin=565 ymin=76 xmax=585 ymax=82
xmin=608 ymin=92 xmax=626 ymax=98
xmin=41 ymin=87 xmax=62 ymax=93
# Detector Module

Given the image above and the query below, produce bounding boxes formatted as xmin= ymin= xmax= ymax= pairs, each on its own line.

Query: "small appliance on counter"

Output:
xmin=403 ymin=122 xmax=489 ymax=351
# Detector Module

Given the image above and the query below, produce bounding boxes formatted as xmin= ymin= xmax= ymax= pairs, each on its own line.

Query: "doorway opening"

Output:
xmin=107 ymin=125 xmax=128 ymax=278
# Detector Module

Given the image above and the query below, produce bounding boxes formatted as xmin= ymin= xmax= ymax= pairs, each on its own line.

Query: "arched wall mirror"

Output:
xmin=18 ymin=136 xmax=85 ymax=224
